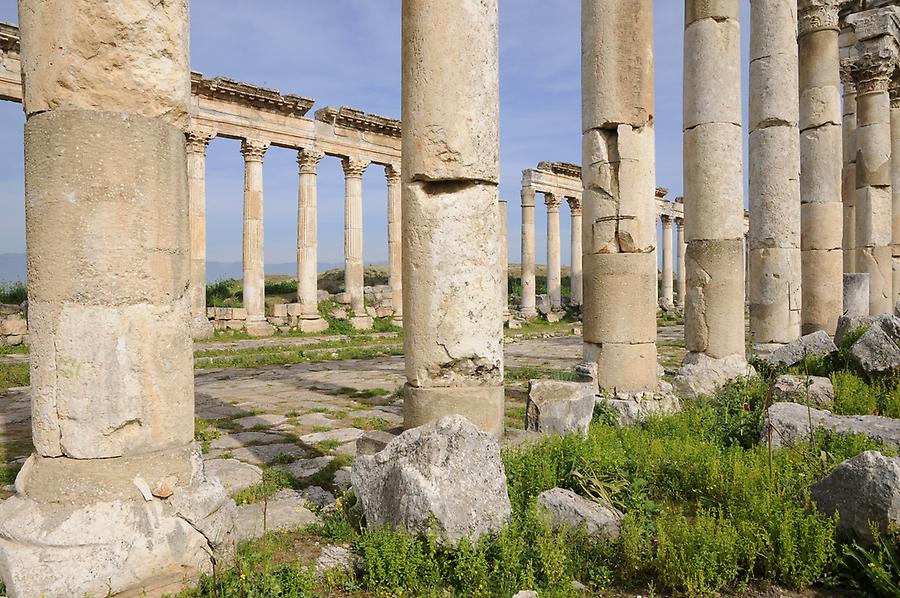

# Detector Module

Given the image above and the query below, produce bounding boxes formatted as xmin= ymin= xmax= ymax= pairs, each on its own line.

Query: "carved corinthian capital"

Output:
xmin=341 ymin=156 xmax=370 ymax=178
xmin=240 ymin=138 xmax=270 ymax=162
xmin=385 ymin=163 xmax=401 ymax=184
xmin=891 ymin=76 xmax=900 ymax=108
xmin=797 ymin=0 xmax=841 ymax=37
xmin=566 ymin=196 xmax=582 ymax=214
xmin=544 ymin=193 xmax=561 ymax=212
xmin=185 ymin=128 xmax=216 ymax=155
xmin=297 ymin=149 xmax=324 ymax=175
xmin=847 ymin=7 xmax=900 ymax=94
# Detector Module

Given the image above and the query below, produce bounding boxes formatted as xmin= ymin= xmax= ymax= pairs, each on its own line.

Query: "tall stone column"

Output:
xmin=842 ymin=63 xmax=859 ymax=273
xmin=402 ymin=0 xmax=504 ymax=435
xmin=500 ymin=199 xmax=511 ymax=317
xmin=545 ymin=193 xmax=563 ymax=312
xmin=749 ymin=0 xmax=802 ymax=344
xmin=241 ymin=138 xmax=274 ymax=337
xmin=583 ymin=0 xmax=659 ymax=392
xmin=676 ymin=216 xmax=687 ymax=307
xmin=186 ymin=128 xmax=216 ymax=340
xmin=386 ymin=163 xmax=404 ymax=324
xmin=342 ymin=156 xmax=373 ymax=330
xmin=0 ymin=2 xmax=234 ymax=594
xmin=520 ymin=186 xmax=538 ymax=318
xmin=296 ymin=148 xmax=328 ymax=333
xmin=848 ymin=8 xmax=900 ymax=316
xmin=797 ymin=0 xmax=842 ymax=336
xmin=682 ymin=0 xmax=746 ymax=361
xmin=891 ymin=80 xmax=900 ymax=306
xmin=661 ymin=215 xmax=675 ymax=307
xmin=567 ymin=197 xmax=584 ymax=306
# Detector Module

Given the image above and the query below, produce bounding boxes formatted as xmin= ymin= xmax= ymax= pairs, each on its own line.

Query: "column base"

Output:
xmin=349 ymin=315 xmax=374 ymax=330
xmin=190 ymin=315 xmax=215 ymax=340
xmin=519 ymin=308 xmax=538 ymax=320
xmin=391 ymin=315 xmax=404 ymax=328
xmin=403 ymin=384 xmax=504 ymax=438
xmin=298 ymin=316 xmax=329 ymax=334
xmin=0 ymin=446 xmax=236 ymax=598
xmin=545 ymin=311 xmax=564 ymax=323
xmin=673 ymin=352 xmax=756 ymax=400
xmin=245 ymin=317 xmax=276 ymax=337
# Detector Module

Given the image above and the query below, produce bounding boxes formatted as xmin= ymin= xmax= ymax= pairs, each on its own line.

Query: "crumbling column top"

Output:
xmin=342 ymin=156 xmax=371 ymax=178
xmin=241 ymin=138 xmax=270 ymax=162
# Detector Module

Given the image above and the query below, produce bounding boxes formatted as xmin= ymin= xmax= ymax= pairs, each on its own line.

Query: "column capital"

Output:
xmin=385 ymin=163 xmax=401 ymax=184
xmin=185 ymin=128 xmax=216 ymax=155
xmin=840 ymin=58 xmax=858 ymax=93
xmin=675 ymin=217 xmax=684 ymax=230
xmin=241 ymin=138 xmax=270 ymax=162
xmin=521 ymin=186 xmax=536 ymax=208
xmin=566 ymin=196 xmax=582 ymax=214
xmin=891 ymin=76 xmax=900 ymax=108
xmin=297 ymin=148 xmax=324 ymax=174
xmin=342 ymin=156 xmax=370 ymax=178
xmin=660 ymin=213 xmax=673 ymax=227
xmin=846 ymin=8 xmax=900 ymax=95
xmin=544 ymin=193 xmax=561 ymax=212
xmin=797 ymin=0 xmax=842 ymax=37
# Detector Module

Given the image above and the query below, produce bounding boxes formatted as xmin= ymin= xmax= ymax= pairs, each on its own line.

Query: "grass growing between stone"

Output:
xmin=0 ymin=362 xmax=28 ymax=391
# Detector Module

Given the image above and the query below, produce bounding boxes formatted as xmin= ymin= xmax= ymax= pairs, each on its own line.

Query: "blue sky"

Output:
xmin=0 ymin=1 xmax=751 ymax=271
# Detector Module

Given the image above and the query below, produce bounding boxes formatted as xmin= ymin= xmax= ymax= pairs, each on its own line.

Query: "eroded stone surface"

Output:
xmin=526 ymin=380 xmax=595 ymax=437
xmin=536 ymin=487 xmax=622 ymax=540
xmin=763 ymin=402 xmax=900 ymax=448
xmin=234 ymin=489 xmax=318 ymax=541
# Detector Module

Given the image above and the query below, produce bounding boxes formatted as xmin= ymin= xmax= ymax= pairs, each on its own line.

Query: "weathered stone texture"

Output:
xmin=526 ymin=380 xmax=595 ymax=437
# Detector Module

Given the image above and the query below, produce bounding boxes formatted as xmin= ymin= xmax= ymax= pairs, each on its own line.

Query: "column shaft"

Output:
xmin=546 ymin=194 xmax=562 ymax=311
xmin=520 ymin=187 xmax=537 ymax=317
xmin=242 ymin=139 xmax=274 ymax=336
xmin=568 ymin=197 xmax=583 ymax=306
xmin=661 ymin=215 xmax=674 ymax=306
xmin=500 ymin=199 xmax=510 ymax=315
xmin=297 ymin=149 xmax=328 ymax=332
xmin=342 ymin=157 xmax=373 ymax=329
xmin=387 ymin=164 xmax=403 ymax=322
xmin=842 ymin=67 xmax=859 ymax=274
xmin=891 ymin=85 xmax=900 ymax=306
xmin=676 ymin=217 xmax=687 ymax=306
xmin=187 ymin=129 xmax=216 ymax=339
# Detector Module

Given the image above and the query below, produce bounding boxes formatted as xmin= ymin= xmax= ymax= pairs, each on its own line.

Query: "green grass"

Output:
xmin=505 ymin=366 xmax=579 ymax=382
xmin=0 ymin=362 xmax=28 ymax=390
xmin=0 ymin=344 xmax=27 ymax=356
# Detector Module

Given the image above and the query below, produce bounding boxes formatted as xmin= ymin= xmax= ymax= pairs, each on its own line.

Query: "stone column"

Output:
xmin=660 ymin=214 xmax=675 ymax=307
xmin=545 ymin=193 xmax=562 ymax=312
xmin=0 ymin=2 xmax=234 ymax=595
xmin=848 ymin=8 xmax=899 ymax=316
xmin=342 ymin=156 xmax=373 ymax=330
xmin=520 ymin=186 xmax=538 ymax=318
xmin=797 ymin=0 xmax=842 ymax=336
xmin=676 ymin=216 xmax=687 ymax=307
xmin=749 ymin=0 xmax=802 ymax=345
xmin=682 ymin=0 xmax=746 ymax=361
xmin=186 ymin=128 xmax=216 ymax=340
xmin=842 ymin=64 xmax=859 ymax=273
xmin=296 ymin=148 xmax=328 ymax=333
xmin=583 ymin=0 xmax=659 ymax=392
xmin=500 ymin=199 xmax=511 ymax=317
xmin=891 ymin=80 xmax=900 ymax=306
xmin=567 ymin=197 xmax=584 ymax=306
xmin=241 ymin=138 xmax=274 ymax=337
xmin=402 ymin=0 xmax=504 ymax=435
xmin=386 ymin=163 xmax=404 ymax=324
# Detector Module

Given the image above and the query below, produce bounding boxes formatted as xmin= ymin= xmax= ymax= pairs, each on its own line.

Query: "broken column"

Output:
xmin=582 ymin=0 xmax=659 ymax=392
xmin=848 ymin=7 xmax=899 ymax=316
xmin=0 ymin=1 xmax=234 ymax=595
xmin=402 ymin=0 xmax=504 ymax=435
xmin=186 ymin=127 xmax=216 ymax=339
xmin=568 ymin=197 xmax=584 ymax=306
xmin=387 ymin=163 xmax=404 ymax=324
xmin=546 ymin=193 xmax=563 ymax=312
xmin=842 ymin=62 xmax=859 ymax=273
xmin=296 ymin=148 xmax=329 ymax=333
xmin=682 ymin=0 xmax=746 ymax=362
xmin=242 ymin=138 xmax=275 ymax=337
xmin=661 ymin=214 xmax=675 ymax=307
xmin=520 ymin=185 xmax=538 ymax=318
xmin=749 ymin=0 xmax=802 ymax=344
xmin=342 ymin=156 xmax=374 ymax=330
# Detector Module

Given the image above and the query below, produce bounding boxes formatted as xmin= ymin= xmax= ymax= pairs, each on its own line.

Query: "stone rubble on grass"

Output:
xmin=300 ymin=486 xmax=336 ymax=508
xmin=809 ymin=451 xmax=900 ymax=545
xmin=224 ymin=443 xmax=307 ymax=466
xmin=316 ymin=544 xmax=355 ymax=573
xmin=673 ymin=353 xmax=757 ymax=399
xmin=351 ymin=415 xmax=512 ymax=545
xmin=598 ymin=383 xmax=681 ymax=427
xmin=835 ymin=314 xmax=875 ymax=348
xmin=512 ymin=592 xmax=538 ymax=598
xmin=760 ymin=330 xmax=837 ymax=368
xmin=761 ymin=402 xmax=900 ymax=449
xmin=202 ymin=459 xmax=263 ymax=495
xmin=847 ymin=314 xmax=900 ymax=375
xmin=769 ymin=375 xmax=834 ymax=408
xmin=333 ymin=467 xmax=352 ymax=491
xmin=525 ymin=380 xmax=596 ymax=437
xmin=536 ymin=487 xmax=622 ymax=540
xmin=234 ymin=489 xmax=319 ymax=541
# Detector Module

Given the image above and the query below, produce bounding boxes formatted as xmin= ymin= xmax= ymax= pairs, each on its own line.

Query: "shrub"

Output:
xmin=0 ymin=281 xmax=26 ymax=305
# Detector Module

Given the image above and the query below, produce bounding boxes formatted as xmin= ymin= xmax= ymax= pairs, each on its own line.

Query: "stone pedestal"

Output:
xmin=343 ymin=157 xmax=372 ymax=330
xmin=844 ymin=273 xmax=871 ymax=317
xmin=546 ymin=194 xmax=562 ymax=311
xmin=0 ymin=2 xmax=235 ymax=595
xmin=520 ymin=187 xmax=537 ymax=318
xmin=568 ymin=197 xmax=583 ymax=306
xmin=186 ymin=128 xmax=216 ymax=340
xmin=402 ymin=0 xmax=504 ymax=436
xmin=297 ymin=149 xmax=328 ymax=332
xmin=387 ymin=164 xmax=404 ymax=324
xmin=242 ymin=138 xmax=275 ymax=337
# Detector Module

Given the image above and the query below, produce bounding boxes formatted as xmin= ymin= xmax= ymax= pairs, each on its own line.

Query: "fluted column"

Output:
xmin=186 ymin=128 xmax=216 ymax=340
xmin=749 ymin=0 xmax=802 ymax=344
xmin=386 ymin=163 xmax=403 ymax=324
xmin=661 ymin=215 xmax=674 ymax=307
xmin=342 ymin=156 xmax=373 ymax=330
xmin=682 ymin=0 xmax=746 ymax=361
xmin=296 ymin=149 xmax=328 ymax=333
xmin=500 ymin=199 xmax=510 ymax=317
xmin=242 ymin=138 xmax=275 ymax=337
xmin=892 ymin=81 xmax=900 ymax=306
xmin=567 ymin=197 xmax=583 ymax=306
xmin=520 ymin=186 xmax=537 ymax=318
xmin=545 ymin=193 xmax=562 ymax=312
xmin=848 ymin=8 xmax=900 ymax=316
xmin=842 ymin=63 xmax=859 ymax=273
xmin=583 ymin=0 xmax=659 ymax=392
xmin=676 ymin=216 xmax=686 ymax=307
xmin=402 ymin=0 xmax=504 ymax=435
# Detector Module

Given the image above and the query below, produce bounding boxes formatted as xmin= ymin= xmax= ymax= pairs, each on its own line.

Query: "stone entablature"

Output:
xmin=315 ymin=106 xmax=401 ymax=138
xmin=191 ymin=73 xmax=315 ymax=117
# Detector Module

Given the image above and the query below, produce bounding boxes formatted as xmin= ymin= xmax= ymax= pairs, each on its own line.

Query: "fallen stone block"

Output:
xmin=673 ymin=353 xmax=757 ymax=399
xmin=760 ymin=331 xmax=837 ymax=369
xmin=849 ymin=315 xmax=900 ymax=375
xmin=762 ymin=402 xmax=900 ymax=449
xmin=356 ymin=428 xmax=401 ymax=456
xmin=234 ymin=489 xmax=318 ymax=541
xmin=598 ymin=386 xmax=681 ymax=427
xmin=280 ymin=456 xmax=334 ymax=479
xmin=769 ymin=375 xmax=834 ymax=408
xmin=203 ymin=459 xmax=263 ymax=495
xmin=834 ymin=314 xmax=875 ymax=348
xmin=536 ymin=487 xmax=622 ymax=540
xmin=316 ymin=544 xmax=355 ymax=573
xmin=526 ymin=380 xmax=595 ymax=437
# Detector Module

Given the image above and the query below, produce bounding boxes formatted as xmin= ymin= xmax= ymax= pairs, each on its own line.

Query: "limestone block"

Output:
xmin=335 ymin=292 xmax=351 ymax=305
xmin=684 ymin=239 xmax=746 ymax=358
xmin=763 ymin=402 xmax=900 ymax=449
xmin=683 ymin=17 xmax=742 ymax=128
xmin=18 ymin=0 xmax=190 ymax=126
xmin=0 ymin=315 xmax=27 ymax=336
xmin=599 ymin=390 xmax=681 ymax=427
xmin=272 ymin=304 xmax=288 ymax=318
xmin=801 ymin=248 xmax=844 ymax=335
xmin=849 ymin=315 xmax=900 ymax=374
xmin=234 ymin=489 xmax=318 ymax=541
xmin=748 ymin=54 xmax=799 ymax=132
xmin=685 ymin=0 xmax=739 ymax=25
xmin=856 ymin=186 xmax=893 ymax=247
xmin=683 ymin=124 xmax=745 ymax=241
xmin=285 ymin=303 xmax=304 ymax=317
xmin=357 ymin=429 xmax=401 ymax=456
xmin=674 ymin=353 xmax=756 ymax=399
xmin=401 ymin=0 xmax=499 ymax=182
xmin=536 ymin=487 xmax=623 ymax=540
xmin=245 ymin=319 xmax=275 ymax=337
xmin=857 ymin=128 xmax=893 ymax=188
xmin=800 ymin=201 xmax=843 ymax=250
xmin=748 ymin=247 xmax=802 ymax=344
xmin=844 ymin=274 xmax=871 ymax=318
xmin=800 ymin=124 xmax=842 ymax=204
xmin=583 ymin=342 xmax=658 ymax=393
xmin=525 ymin=380 xmax=596 ymax=438
xmin=748 ymin=128 xmax=801 ymax=248
xmin=231 ymin=308 xmax=247 ymax=320
xmin=225 ymin=319 xmax=243 ymax=330
xmin=350 ymin=315 xmax=374 ymax=331
xmin=404 ymin=385 xmax=505 ymax=438
xmin=858 ymin=246 xmax=893 ymax=315
xmin=298 ymin=318 xmax=329 ymax=334
xmin=582 ymin=253 xmax=657 ymax=345
xmin=760 ymin=330 xmax=837 ymax=368
xmin=770 ymin=374 xmax=834 ymax=407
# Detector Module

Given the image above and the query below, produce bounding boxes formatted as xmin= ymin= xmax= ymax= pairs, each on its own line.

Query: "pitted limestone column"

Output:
xmin=546 ymin=193 xmax=563 ymax=312
xmin=848 ymin=8 xmax=899 ymax=316
xmin=568 ymin=197 xmax=584 ymax=306
xmin=676 ymin=216 xmax=686 ymax=307
xmin=187 ymin=127 xmax=216 ymax=340
xmin=842 ymin=63 xmax=859 ymax=273
xmin=342 ymin=156 xmax=374 ymax=330
xmin=297 ymin=149 xmax=328 ymax=333
xmin=500 ymin=199 xmax=511 ymax=317
xmin=797 ymin=0 xmax=842 ymax=336
xmin=661 ymin=215 xmax=675 ymax=307
xmin=402 ymin=0 xmax=504 ymax=435
xmin=241 ymin=139 xmax=274 ymax=337
xmin=386 ymin=163 xmax=404 ymax=325
xmin=749 ymin=0 xmax=802 ymax=344
xmin=683 ymin=0 xmax=746 ymax=360
xmin=583 ymin=0 xmax=659 ymax=392
xmin=890 ymin=80 xmax=900 ymax=305
xmin=0 ymin=1 xmax=235 ymax=595
xmin=520 ymin=186 xmax=538 ymax=318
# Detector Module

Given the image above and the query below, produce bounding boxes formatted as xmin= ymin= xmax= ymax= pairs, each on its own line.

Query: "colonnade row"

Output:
xmin=186 ymin=130 xmax=403 ymax=337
